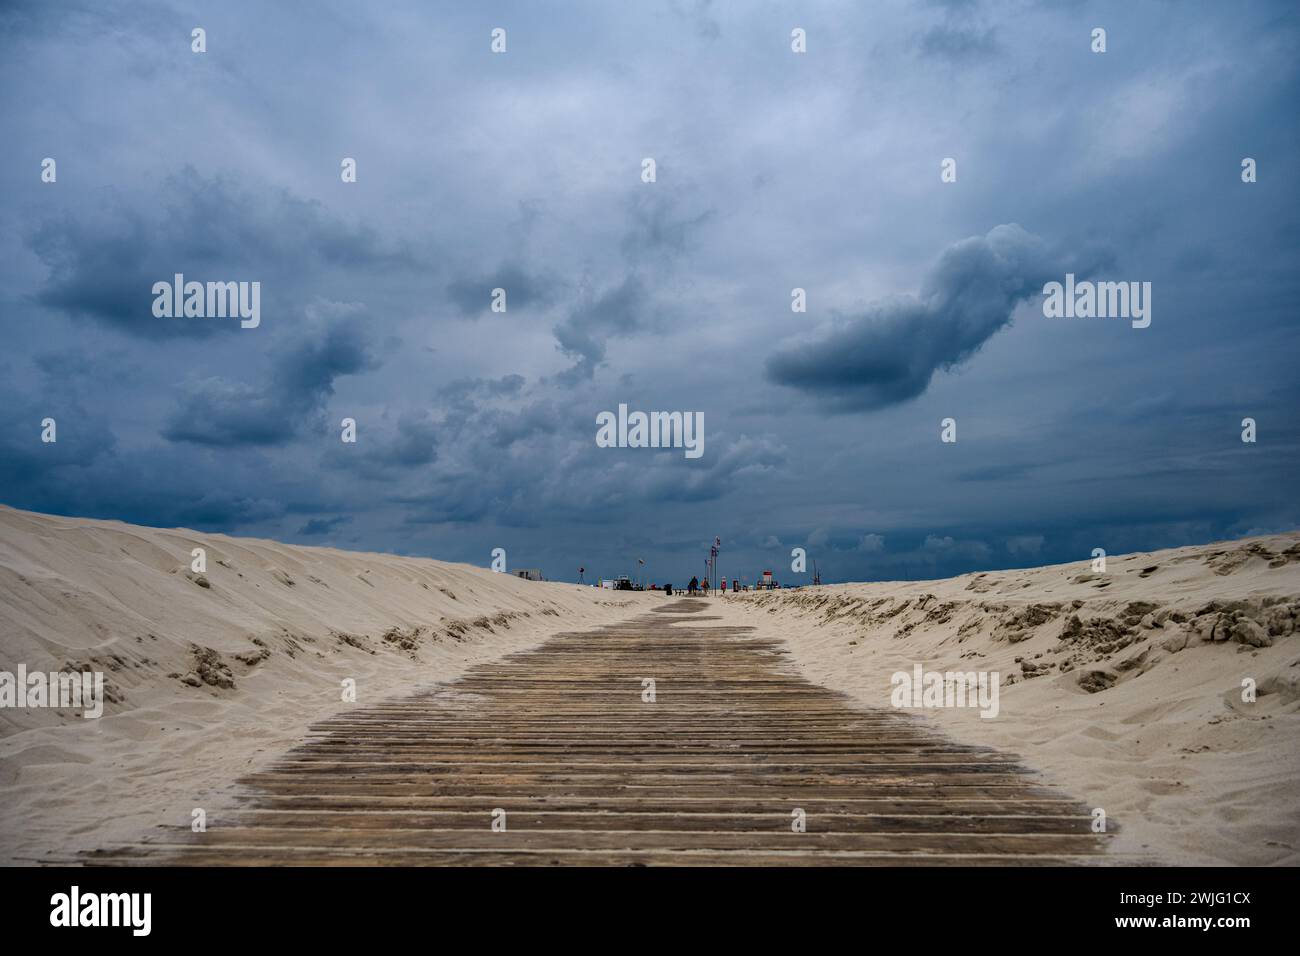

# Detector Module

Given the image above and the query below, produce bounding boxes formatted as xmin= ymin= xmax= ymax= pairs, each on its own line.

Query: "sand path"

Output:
xmin=94 ymin=600 xmax=1113 ymax=865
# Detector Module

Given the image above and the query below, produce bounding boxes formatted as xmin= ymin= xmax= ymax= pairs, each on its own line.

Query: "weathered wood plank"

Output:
xmin=94 ymin=600 xmax=1114 ymax=866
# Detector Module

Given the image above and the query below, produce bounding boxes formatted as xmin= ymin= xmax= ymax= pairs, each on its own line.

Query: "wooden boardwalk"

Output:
xmin=95 ymin=599 xmax=1112 ymax=865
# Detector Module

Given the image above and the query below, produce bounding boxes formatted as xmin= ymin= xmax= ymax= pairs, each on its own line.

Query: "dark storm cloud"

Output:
xmin=32 ymin=347 xmax=141 ymax=395
xmin=1 ymin=1 xmax=1296 ymax=584
xmin=439 ymin=375 xmax=526 ymax=401
xmin=319 ymin=411 xmax=442 ymax=484
xmin=159 ymin=493 xmax=283 ymax=528
xmin=765 ymin=225 xmax=1107 ymax=411
xmin=446 ymin=266 xmax=560 ymax=317
xmin=28 ymin=169 xmax=414 ymax=338
xmin=394 ymin=472 xmax=501 ymax=527
xmin=553 ymin=276 xmax=647 ymax=384
xmin=379 ymin=414 xmax=439 ymax=467
xmin=395 ymin=427 xmax=786 ymax=530
xmin=956 ymin=461 xmax=1041 ymax=483
xmin=631 ymin=434 xmax=788 ymax=505
xmin=163 ymin=315 xmax=378 ymax=446
xmin=162 ymin=379 xmax=299 ymax=447
xmin=550 ymin=192 xmax=713 ymax=384
xmin=0 ymin=393 xmax=116 ymax=487
xmin=0 ymin=383 xmax=291 ymax=531
xmin=299 ymin=515 xmax=352 ymax=536
xmin=35 ymin=349 xmax=110 ymax=382
xmin=481 ymin=402 xmax=561 ymax=449
xmin=274 ymin=317 xmax=378 ymax=407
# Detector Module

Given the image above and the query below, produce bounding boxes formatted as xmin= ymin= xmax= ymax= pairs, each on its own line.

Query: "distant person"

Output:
xmin=702 ymin=577 xmax=710 ymax=596
xmin=688 ymin=576 xmax=698 ymax=595
xmin=721 ymin=578 xmax=727 ymax=594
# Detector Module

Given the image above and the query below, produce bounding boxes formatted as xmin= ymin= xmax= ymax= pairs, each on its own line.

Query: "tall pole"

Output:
xmin=708 ymin=537 xmax=720 ymax=596
xmin=713 ymin=537 xmax=721 ymax=596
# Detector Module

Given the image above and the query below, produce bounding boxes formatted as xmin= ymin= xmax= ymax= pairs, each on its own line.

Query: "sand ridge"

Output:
xmin=0 ymin=505 xmax=656 ymax=863
xmin=724 ymin=535 xmax=1300 ymax=865
xmin=2 ymin=506 xmax=1297 ymax=866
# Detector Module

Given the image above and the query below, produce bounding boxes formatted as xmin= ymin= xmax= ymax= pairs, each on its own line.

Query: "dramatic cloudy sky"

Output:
xmin=2 ymin=0 xmax=1297 ymax=585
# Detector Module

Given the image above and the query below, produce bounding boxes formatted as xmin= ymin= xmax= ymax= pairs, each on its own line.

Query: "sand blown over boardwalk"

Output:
xmin=96 ymin=601 xmax=1109 ymax=866
xmin=2 ymin=507 xmax=1298 ymax=866
xmin=0 ymin=506 xmax=654 ymax=863
xmin=728 ymin=537 xmax=1300 ymax=865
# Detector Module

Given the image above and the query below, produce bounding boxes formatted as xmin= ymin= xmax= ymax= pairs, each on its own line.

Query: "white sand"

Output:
xmin=722 ymin=535 xmax=1300 ymax=865
xmin=0 ymin=506 xmax=654 ymax=863
xmin=4 ymin=505 xmax=1296 ymax=866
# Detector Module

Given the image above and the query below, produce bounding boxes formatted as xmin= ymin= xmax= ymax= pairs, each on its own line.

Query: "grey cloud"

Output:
xmin=383 ymin=415 xmax=439 ymax=467
xmin=0 ymin=391 xmax=116 ymax=490
xmin=162 ymin=379 xmax=299 ymax=447
xmin=163 ymin=310 xmax=378 ymax=447
xmin=482 ymin=402 xmax=561 ymax=449
xmin=29 ymin=169 xmax=414 ymax=338
xmin=553 ymin=276 xmax=647 ymax=384
xmin=440 ymin=374 xmax=526 ymax=400
xmin=599 ymin=434 xmax=788 ymax=507
xmin=956 ymin=461 xmax=1041 ymax=483
xmin=620 ymin=192 xmax=716 ymax=265
xmin=0 ymin=385 xmax=289 ymax=532
xmin=274 ymin=315 xmax=377 ymax=407
xmin=1 ymin=1 xmax=1296 ymax=586
xmin=299 ymin=515 xmax=352 ymax=536
xmin=551 ymin=192 xmax=714 ymax=384
xmin=917 ymin=25 xmax=999 ymax=60
xmin=669 ymin=0 xmax=720 ymax=40
xmin=320 ymin=411 xmax=441 ymax=482
xmin=1005 ymin=534 xmax=1045 ymax=556
xmin=765 ymin=224 xmax=1100 ymax=411
xmin=446 ymin=265 xmax=560 ymax=317
xmin=35 ymin=347 xmax=132 ymax=384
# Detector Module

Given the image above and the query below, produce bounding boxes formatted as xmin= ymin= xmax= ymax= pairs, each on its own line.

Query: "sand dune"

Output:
xmin=0 ymin=506 xmax=653 ymax=863
xmin=727 ymin=535 xmax=1300 ymax=865
xmin=3 ymin=506 xmax=1297 ymax=866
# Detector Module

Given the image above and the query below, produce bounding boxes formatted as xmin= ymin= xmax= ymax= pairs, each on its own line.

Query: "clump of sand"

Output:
xmin=0 ymin=505 xmax=653 ymax=863
xmin=726 ymin=535 xmax=1300 ymax=865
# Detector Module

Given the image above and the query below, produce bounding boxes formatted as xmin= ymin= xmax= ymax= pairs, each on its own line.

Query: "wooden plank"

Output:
xmin=91 ymin=600 xmax=1114 ymax=866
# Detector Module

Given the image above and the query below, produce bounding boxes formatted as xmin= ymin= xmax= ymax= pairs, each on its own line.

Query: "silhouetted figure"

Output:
xmin=688 ymin=576 xmax=699 ymax=596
